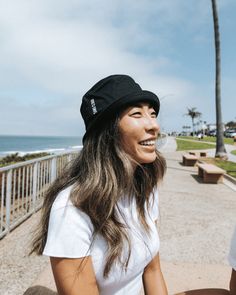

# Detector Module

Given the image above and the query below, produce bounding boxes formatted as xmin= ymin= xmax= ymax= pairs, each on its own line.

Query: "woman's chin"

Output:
xmin=135 ymin=153 xmax=157 ymax=164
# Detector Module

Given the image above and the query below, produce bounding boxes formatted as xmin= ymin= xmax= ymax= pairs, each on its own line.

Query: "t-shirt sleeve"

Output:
xmin=43 ymin=188 xmax=94 ymax=258
xmin=228 ymin=226 xmax=236 ymax=270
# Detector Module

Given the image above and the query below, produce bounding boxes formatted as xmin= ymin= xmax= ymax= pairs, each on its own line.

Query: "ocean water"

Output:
xmin=0 ymin=135 xmax=83 ymax=157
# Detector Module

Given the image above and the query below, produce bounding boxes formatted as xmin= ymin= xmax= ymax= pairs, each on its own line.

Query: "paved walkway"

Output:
xmin=160 ymin=159 xmax=235 ymax=292
xmin=0 ymin=211 xmax=48 ymax=295
xmin=1 ymin=137 xmax=236 ymax=295
xmin=159 ymin=136 xmax=177 ymax=153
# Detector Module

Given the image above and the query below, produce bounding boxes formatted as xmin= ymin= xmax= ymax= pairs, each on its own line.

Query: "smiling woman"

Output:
xmin=119 ymin=103 xmax=160 ymax=164
xmin=31 ymin=74 xmax=167 ymax=295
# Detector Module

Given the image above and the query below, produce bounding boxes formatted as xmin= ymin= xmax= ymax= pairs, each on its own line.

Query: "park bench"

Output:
xmin=189 ymin=151 xmax=207 ymax=157
xmin=182 ymin=154 xmax=198 ymax=166
xmin=197 ymin=163 xmax=225 ymax=184
xmin=189 ymin=152 xmax=196 ymax=155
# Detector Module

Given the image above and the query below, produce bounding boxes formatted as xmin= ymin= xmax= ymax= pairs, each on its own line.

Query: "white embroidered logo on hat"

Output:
xmin=91 ymin=99 xmax=97 ymax=114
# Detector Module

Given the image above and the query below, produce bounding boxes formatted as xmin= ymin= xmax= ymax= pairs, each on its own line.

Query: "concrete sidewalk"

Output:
xmin=158 ymin=150 xmax=235 ymax=293
xmin=1 ymin=137 xmax=236 ymax=295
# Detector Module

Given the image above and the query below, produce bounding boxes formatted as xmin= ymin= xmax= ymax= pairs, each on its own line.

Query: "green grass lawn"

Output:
xmin=176 ymin=139 xmax=215 ymax=151
xmin=203 ymin=158 xmax=236 ymax=179
xmin=177 ymin=136 xmax=234 ymax=145
xmin=0 ymin=152 xmax=50 ymax=168
xmin=231 ymin=150 xmax=236 ymax=156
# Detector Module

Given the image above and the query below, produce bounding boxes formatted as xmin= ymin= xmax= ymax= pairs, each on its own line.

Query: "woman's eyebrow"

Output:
xmin=131 ymin=103 xmax=153 ymax=108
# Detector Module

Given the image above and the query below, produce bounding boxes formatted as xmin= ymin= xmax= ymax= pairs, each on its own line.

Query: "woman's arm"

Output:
xmin=142 ymin=253 xmax=168 ymax=295
xmin=50 ymin=256 xmax=99 ymax=295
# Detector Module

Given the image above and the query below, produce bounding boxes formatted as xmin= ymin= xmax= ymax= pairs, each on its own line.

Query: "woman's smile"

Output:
xmin=139 ymin=139 xmax=156 ymax=146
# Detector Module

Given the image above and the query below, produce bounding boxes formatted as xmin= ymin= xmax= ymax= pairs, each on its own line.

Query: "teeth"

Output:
xmin=140 ymin=140 xmax=155 ymax=146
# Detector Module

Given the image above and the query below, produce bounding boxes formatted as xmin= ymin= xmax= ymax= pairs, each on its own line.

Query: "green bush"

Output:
xmin=0 ymin=152 xmax=50 ymax=167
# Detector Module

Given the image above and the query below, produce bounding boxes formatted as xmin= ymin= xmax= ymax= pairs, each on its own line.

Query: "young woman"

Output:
xmin=31 ymin=74 xmax=167 ymax=295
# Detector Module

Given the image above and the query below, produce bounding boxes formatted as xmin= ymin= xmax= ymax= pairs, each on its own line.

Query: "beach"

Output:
xmin=0 ymin=137 xmax=236 ymax=294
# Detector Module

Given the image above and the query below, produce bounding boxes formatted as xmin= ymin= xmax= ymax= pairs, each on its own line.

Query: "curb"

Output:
xmin=224 ymin=173 xmax=236 ymax=185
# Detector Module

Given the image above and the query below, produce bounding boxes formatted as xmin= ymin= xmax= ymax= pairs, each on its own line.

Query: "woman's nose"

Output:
xmin=145 ymin=117 xmax=160 ymax=133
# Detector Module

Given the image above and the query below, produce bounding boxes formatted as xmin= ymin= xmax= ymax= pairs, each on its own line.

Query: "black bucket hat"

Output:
xmin=80 ymin=74 xmax=160 ymax=141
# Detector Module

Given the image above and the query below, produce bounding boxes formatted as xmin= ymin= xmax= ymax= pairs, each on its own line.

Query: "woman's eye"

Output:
xmin=151 ymin=111 xmax=157 ymax=118
xmin=131 ymin=111 xmax=142 ymax=117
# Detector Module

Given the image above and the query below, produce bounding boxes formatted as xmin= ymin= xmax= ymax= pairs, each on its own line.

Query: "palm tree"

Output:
xmin=211 ymin=0 xmax=227 ymax=159
xmin=185 ymin=107 xmax=202 ymax=136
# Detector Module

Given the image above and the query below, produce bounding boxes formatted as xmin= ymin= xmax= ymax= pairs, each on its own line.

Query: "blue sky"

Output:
xmin=0 ymin=0 xmax=235 ymax=136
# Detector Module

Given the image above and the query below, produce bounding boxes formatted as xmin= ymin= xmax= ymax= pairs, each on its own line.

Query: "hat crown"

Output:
xmin=81 ymin=75 xmax=141 ymax=125
xmin=89 ymin=74 xmax=142 ymax=99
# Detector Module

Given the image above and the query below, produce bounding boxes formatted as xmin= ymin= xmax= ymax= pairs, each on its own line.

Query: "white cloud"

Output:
xmin=0 ymin=0 xmax=235 ymax=135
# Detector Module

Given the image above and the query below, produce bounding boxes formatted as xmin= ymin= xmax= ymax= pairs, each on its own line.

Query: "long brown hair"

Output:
xmin=31 ymin=115 xmax=166 ymax=277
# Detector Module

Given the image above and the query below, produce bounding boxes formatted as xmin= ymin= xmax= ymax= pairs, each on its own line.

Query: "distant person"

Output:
xmin=198 ymin=133 xmax=202 ymax=140
xmin=31 ymin=75 xmax=168 ymax=295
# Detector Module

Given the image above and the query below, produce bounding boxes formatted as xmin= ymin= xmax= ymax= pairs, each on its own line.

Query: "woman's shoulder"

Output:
xmin=44 ymin=185 xmax=94 ymax=257
xmin=50 ymin=185 xmax=93 ymax=226
xmin=51 ymin=185 xmax=74 ymax=210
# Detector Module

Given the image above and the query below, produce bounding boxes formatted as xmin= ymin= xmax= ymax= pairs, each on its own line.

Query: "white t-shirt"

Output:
xmin=228 ymin=226 xmax=236 ymax=271
xmin=43 ymin=185 xmax=160 ymax=295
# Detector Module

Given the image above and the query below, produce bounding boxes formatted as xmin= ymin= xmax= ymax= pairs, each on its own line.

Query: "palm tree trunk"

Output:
xmin=211 ymin=0 xmax=227 ymax=158
xmin=192 ymin=118 xmax=194 ymax=136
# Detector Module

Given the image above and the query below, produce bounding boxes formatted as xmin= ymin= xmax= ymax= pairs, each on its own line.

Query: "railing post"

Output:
xmin=32 ymin=162 xmax=38 ymax=211
xmin=68 ymin=154 xmax=72 ymax=162
xmin=50 ymin=157 xmax=57 ymax=183
xmin=6 ymin=169 xmax=12 ymax=232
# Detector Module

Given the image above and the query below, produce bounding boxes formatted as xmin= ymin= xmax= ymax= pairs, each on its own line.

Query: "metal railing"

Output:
xmin=0 ymin=150 xmax=81 ymax=239
xmin=156 ymin=132 xmax=168 ymax=149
